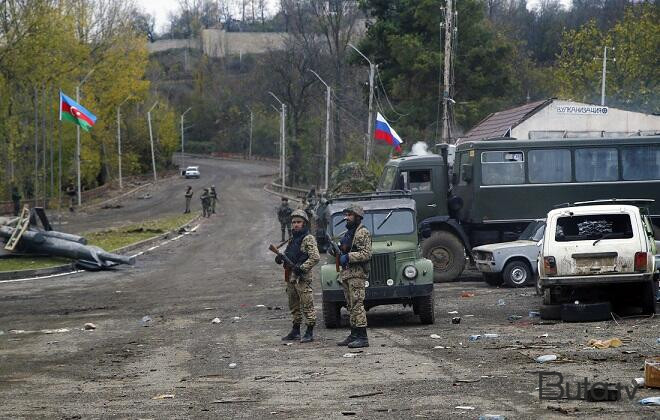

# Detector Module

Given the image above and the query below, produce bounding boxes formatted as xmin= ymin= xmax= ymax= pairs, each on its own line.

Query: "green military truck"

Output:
xmin=320 ymin=192 xmax=435 ymax=327
xmin=378 ymin=136 xmax=660 ymax=282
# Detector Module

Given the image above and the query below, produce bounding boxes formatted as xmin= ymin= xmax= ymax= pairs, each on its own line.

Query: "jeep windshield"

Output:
xmin=555 ymin=214 xmax=633 ymax=242
xmin=331 ymin=209 xmax=415 ymax=237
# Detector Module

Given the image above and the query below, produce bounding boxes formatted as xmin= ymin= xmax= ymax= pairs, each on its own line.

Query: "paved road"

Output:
xmin=0 ymin=158 xmax=658 ymax=419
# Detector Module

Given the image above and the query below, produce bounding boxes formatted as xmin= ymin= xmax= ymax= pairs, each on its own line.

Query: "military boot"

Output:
xmin=347 ymin=327 xmax=369 ymax=348
xmin=281 ymin=324 xmax=301 ymax=341
xmin=336 ymin=328 xmax=357 ymax=346
xmin=300 ymin=325 xmax=314 ymax=343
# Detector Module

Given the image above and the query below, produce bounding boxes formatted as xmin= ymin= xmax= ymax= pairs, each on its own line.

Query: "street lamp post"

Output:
xmin=76 ymin=68 xmax=95 ymax=206
xmin=147 ymin=101 xmax=159 ymax=182
xmin=181 ymin=107 xmax=192 ymax=169
xmin=308 ymin=69 xmax=331 ymax=192
xmin=348 ymin=43 xmax=375 ymax=165
xmin=117 ymin=95 xmax=133 ymax=190
xmin=268 ymin=91 xmax=286 ymax=192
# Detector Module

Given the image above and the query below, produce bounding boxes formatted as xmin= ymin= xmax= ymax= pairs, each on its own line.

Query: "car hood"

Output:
xmin=473 ymin=240 xmax=538 ymax=253
xmin=372 ymin=240 xmax=417 ymax=254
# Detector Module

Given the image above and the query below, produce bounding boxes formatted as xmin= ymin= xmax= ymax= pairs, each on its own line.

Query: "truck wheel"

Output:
xmin=641 ymin=281 xmax=658 ymax=315
xmin=422 ymin=231 xmax=466 ymax=283
xmin=502 ymin=260 xmax=532 ymax=288
xmin=483 ymin=273 xmax=503 ymax=286
xmin=561 ymin=302 xmax=612 ymax=322
xmin=415 ymin=293 xmax=435 ymax=325
xmin=540 ymin=304 xmax=561 ymax=320
xmin=322 ymin=300 xmax=341 ymax=328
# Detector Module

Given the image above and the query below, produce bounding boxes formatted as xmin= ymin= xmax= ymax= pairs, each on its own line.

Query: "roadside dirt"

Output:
xmin=0 ymin=157 xmax=658 ymax=419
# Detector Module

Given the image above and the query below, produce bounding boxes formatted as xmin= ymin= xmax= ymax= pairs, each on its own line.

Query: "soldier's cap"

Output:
xmin=343 ymin=203 xmax=364 ymax=217
xmin=291 ymin=209 xmax=309 ymax=223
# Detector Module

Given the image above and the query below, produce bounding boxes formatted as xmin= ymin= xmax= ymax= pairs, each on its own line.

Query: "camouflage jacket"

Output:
xmin=185 ymin=190 xmax=193 ymax=198
xmin=209 ymin=188 xmax=217 ymax=199
xmin=277 ymin=204 xmax=293 ymax=224
xmin=200 ymin=192 xmax=211 ymax=203
xmin=290 ymin=234 xmax=320 ymax=284
xmin=340 ymin=224 xmax=372 ymax=281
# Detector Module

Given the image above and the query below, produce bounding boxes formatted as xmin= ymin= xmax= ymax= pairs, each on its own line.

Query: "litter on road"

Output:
xmin=638 ymin=397 xmax=660 ymax=406
xmin=455 ymin=406 xmax=475 ymax=410
xmin=587 ymin=338 xmax=622 ymax=349
xmin=152 ymin=394 xmax=175 ymax=400
xmin=536 ymin=354 xmax=558 ymax=363
xmin=461 ymin=292 xmax=475 ymax=298
xmin=430 ymin=334 xmax=442 ymax=339
xmin=228 ymin=363 xmax=237 ymax=368
xmin=84 ymin=323 xmax=97 ymax=330
xmin=211 ymin=318 xmax=221 ymax=324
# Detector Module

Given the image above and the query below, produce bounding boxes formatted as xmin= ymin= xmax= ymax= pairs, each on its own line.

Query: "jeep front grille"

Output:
xmin=369 ymin=253 xmax=392 ymax=286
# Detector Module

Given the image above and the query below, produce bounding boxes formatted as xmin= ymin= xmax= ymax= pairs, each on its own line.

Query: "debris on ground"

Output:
xmin=83 ymin=323 xmax=97 ymax=330
xmin=451 ymin=317 xmax=461 ymax=324
xmin=430 ymin=334 xmax=442 ymax=339
xmin=497 ymin=299 xmax=506 ymax=306
xmin=528 ymin=311 xmax=540 ymax=318
xmin=461 ymin=292 xmax=475 ymax=298
xmin=483 ymin=334 xmax=499 ymax=339
xmin=343 ymin=353 xmax=359 ymax=358
xmin=152 ymin=394 xmax=175 ymax=400
xmin=478 ymin=415 xmax=506 ymax=420
xmin=638 ymin=397 xmax=660 ymax=406
xmin=455 ymin=406 xmax=475 ymax=410
xmin=255 ymin=304 xmax=266 ymax=308
xmin=141 ymin=315 xmax=152 ymax=326
xmin=211 ymin=318 xmax=221 ymax=324
xmin=537 ymin=333 xmax=549 ymax=339
xmin=228 ymin=363 xmax=237 ymax=368
xmin=645 ymin=358 xmax=660 ymax=388
xmin=633 ymin=378 xmax=645 ymax=387
xmin=507 ymin=315 xmax=522 ymax=321
xmin=536 ymin=354 xmax=558 ymax=363
xmin=469 ymin=335 xmax=481 ymax=341
xmin=232 ymin=316 xmax=241 ymax=321
xmin=447 ymin=311 xmax=458 ymax=314
xmin=547 ymin=405 xmax=579 ymax=414
xmin=138 ymin=193 xmax=152 ymax=200
xmin=587 ymin=338 xmax=622 ymax=349
xmin=348 ymin=391 xmax=384 ymax=398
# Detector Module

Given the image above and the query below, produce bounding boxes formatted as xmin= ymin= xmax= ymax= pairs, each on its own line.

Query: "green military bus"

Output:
xmin=378 ymin=136 xmax=660 ymax=282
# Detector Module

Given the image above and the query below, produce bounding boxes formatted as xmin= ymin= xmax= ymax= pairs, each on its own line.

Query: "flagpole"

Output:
xmin=147 ymin=101 xmax=159 ymax=183
xmin=76 ymin=68 xmax=94 ymax=206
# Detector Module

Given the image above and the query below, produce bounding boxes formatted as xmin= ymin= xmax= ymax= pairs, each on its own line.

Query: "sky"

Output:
xmin=136 ymin=0 xmax=573 ymax=35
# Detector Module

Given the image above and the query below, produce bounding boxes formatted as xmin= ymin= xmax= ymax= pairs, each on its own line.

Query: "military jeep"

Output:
xmin=320 ymin=191 xmax=435 ymax=327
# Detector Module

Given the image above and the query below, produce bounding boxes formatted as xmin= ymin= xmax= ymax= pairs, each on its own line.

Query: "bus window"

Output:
xmin=575 ymin=148 xmax=618 ymax=182
xmin=481 ymin=151 xmax=524 ymax=185
xmin=622 ymin=146 xmax=660 ymax=180
xmin=409 ymin=170 xmax=432 ymax=191
xmin=528 ymin=149 xmax=571 ymax=183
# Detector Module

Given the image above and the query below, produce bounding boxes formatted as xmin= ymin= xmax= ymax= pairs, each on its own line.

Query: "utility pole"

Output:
xmin=269 ymin=92 xmax=286 ymax=192
xmin=75 ymin=68 xmax=94 ymax=206
xmin=441 ymin=0 xmax=453 ymax=143
xmin=117 ymin=96 xmax=133 ymax=190
xmin=181 ymin=107 xmax=192 ymax=169
xmin=308 ymin=69 xmax=331 ymax=192
xmin=147 ymin=101 xmax=159 ymax=182
xmin=349 ymin=43 xmax=375 ymax=165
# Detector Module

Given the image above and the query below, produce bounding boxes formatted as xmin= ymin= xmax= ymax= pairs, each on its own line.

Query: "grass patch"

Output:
xmin=0 ymin=213 xmax=197 ymax=273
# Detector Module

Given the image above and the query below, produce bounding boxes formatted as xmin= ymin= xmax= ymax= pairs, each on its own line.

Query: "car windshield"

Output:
xmin=519 ymin=220 xmax=545 ymax=241
xmin=331 ymin=209 xmax=415 ymax=237
xmin=555 ymin=214 xmax=633 ymax=242
xmin=377 ymin=166 xmax=397 ymax=191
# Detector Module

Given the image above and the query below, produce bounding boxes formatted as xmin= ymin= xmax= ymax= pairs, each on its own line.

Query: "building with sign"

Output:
xmin=457 ymin=99 xmax=660 ymax=144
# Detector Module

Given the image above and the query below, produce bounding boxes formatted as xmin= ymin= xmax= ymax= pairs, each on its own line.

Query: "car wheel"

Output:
xmin=561 ymin=301 xmax=612 ymax=322
xmin=415 ymin=293 xmax=435 ymax=325
xmin=483 ymin=273 xmax=503 ymax=286
xmin=641 ymin=281 xmax=658 ymax=315
xmin=502 ymin=260 xmax=533 ymax=288
xmin=322 ymin=300 xmax=341 ymax=328
xmin=540 ymin=304 xmax=561 ymax=320
xmin=421 ymin=231 xmax=466 ymax=283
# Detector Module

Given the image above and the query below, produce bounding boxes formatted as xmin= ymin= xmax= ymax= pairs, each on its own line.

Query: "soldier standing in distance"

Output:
xmin=277 ymin=197 xmax=293 ymax=242
xmin=65 ymin=183 xmax=76 ymax=212
xmin=200 ymin=188 xmax=211 ymax=218
xmin=335 ymin=203 xmax=372 ymax=348
xmin=275 ymin=209 xmax=320 ymax=343
xmin=209 ymin=185 xmax=218 ymax=214
xmin=184 ymin=186 xmax=193 ymax=214
xmin=10 ymin=185 xmax=21 ymax=216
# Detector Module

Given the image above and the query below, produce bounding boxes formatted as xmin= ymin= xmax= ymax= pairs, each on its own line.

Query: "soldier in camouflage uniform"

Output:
xmin=275 ymin=209 xmax=320 ymax=343
xmin=209 ymin=185 xmax=218 ymax=214
xmin=184 ymin=186 xmax=193 ymax=214
xmin=200 ymin=188 xmax=211 ymax=218
xmin=277 ymin=197 xmax=293 ymax=242
xmin=335 ymin=203 xmax=372 ymax=348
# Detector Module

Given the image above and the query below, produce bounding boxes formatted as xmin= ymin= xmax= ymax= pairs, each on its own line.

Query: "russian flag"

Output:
xmin=374 ymin=112 xmax=403 ymax=152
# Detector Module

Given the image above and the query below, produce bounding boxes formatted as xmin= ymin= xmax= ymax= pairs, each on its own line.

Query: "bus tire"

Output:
xmin=422 ymin=231 xmax=466 ymax=283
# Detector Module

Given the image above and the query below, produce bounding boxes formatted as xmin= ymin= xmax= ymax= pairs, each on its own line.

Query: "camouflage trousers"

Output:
xmin=341 ymin=277 xmax=367 ymax=328
xmin=286 ymin=279 xmax=316 ymax=326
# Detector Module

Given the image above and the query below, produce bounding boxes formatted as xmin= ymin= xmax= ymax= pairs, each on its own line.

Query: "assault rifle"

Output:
xmin=268 ymin=241 xmax=295 ymax=282
xmin=325 ymin=232 xmax=341 ymax=272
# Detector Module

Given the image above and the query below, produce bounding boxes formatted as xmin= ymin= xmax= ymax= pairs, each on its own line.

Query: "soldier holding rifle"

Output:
xmin=269 ymin=209 xmax=320 ymax=343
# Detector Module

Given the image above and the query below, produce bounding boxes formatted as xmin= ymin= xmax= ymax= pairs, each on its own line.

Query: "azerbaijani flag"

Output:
xmin=374 ymin=112 xmax=403 ymax=152
xmin=60 ymin=91 xmax=97 ymax=132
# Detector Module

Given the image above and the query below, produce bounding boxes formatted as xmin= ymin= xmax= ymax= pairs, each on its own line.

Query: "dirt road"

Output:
xmin=0 ymin=158 xmax=658 ymax=419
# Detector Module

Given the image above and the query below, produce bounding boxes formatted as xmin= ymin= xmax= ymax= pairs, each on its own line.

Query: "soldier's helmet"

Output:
xmin=291 ymin=209 xmax=309 ymax=223
xmin=343 ymin=203 xmax=364 ymax=218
